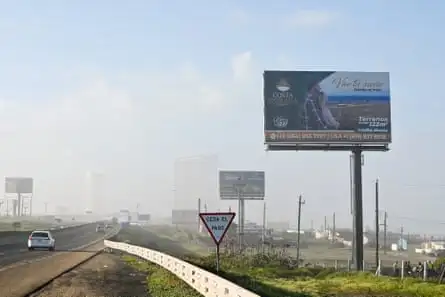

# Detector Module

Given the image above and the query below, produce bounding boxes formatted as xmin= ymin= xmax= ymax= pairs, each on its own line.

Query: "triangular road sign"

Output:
xmin=199 ymin=212 xmax=235 ymax=245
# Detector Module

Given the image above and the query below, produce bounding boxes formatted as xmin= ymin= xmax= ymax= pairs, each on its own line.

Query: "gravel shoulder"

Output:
xmin=31 ymin=252 xmax=149 ymax=297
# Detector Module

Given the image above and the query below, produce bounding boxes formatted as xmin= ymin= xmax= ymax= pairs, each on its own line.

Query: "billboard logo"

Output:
xmin=267 ymin=78 xmax=296 ymax=106
xmin=273 ymin=116 xmax=288 ymax=128
xmin=276 ymin=79 xmax=290 ymax=92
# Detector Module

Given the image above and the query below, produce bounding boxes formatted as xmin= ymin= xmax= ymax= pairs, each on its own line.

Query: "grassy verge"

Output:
xmin=123 ymin=255 xmax=201 ymax=297
xmin=185 ymin=253 xmax=445 ymax=297
xmin=116 ymin=226 xmax=445 ymax=297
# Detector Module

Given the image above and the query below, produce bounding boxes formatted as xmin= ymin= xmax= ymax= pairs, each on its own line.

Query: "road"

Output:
xmin=0 ymin=223 xmax=107 ymax=270
xmin=0 ymin=223 xmax=114 ymax=297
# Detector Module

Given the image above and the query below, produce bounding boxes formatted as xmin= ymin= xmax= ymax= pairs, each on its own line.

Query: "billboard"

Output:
xmin=138 ymin=214 xmax=151 ymax=221
xmin=219 ymin=171 xmax=265 ymax=200
xmin=5 ymin=177 xmax=34 ymax=194
xmin=264 ymin=71 xmax=391 ymax=145
xmin=171 ymin=209 xmax=198 ymax=225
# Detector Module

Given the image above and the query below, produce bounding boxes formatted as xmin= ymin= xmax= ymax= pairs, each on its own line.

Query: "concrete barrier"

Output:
xmin=104 ymin=240 xmax=260 ymax=297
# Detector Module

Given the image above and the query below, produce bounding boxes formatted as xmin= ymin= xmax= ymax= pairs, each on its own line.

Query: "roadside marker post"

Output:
xmin=199 ymin=212 xmax=235 ymax=272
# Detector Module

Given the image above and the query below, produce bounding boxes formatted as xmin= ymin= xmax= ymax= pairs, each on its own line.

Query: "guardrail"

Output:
xmin=104 ymin=240 xmax=260 ymax=297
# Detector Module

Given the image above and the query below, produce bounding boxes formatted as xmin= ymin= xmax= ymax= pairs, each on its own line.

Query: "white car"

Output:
xmin=28 ymin=230 xmax=56 ymax=251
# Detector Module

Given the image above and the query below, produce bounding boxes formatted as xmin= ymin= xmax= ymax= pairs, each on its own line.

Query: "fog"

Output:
xmin=1 ymin=2 xmax=445 ymax=235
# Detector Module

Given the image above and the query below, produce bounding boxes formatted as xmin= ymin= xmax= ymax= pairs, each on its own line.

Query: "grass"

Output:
xmin=186 ymin=253 xmax=445 ymax=297
xmin=117 ymin=226 xmax=445 ymax=297
xmin=123 ymin=255 xmax=201 ymax=297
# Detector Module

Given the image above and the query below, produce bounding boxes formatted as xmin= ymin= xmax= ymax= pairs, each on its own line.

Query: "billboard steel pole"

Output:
xmin=350 ymin=153 xmax=356 ymax=266
xmin=353 ymin=147 xmax=364 ymax=271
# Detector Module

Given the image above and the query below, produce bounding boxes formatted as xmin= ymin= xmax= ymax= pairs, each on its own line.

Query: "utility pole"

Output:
xmin=44 ymin=202 xmax=48 ymax=214
xmin=296 ymin=195 xmax=305 ymax=267
xmin=198 ymin=198 xmax=201 ymax=232
xmin=375 ymin=178 xmax=380 ymax=267
xmin=262 ymin=202 xmax=266 ymax=250
xmin=332 ymin=212 xmax=336 ymax=243
xmin=381 ymin=211 xmax=388 ymax=254
xmin=324 ymin=215 xmax=327 ymax=231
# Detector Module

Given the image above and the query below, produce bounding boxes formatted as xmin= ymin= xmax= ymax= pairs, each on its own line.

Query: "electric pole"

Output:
xmin=198 ymin=198 xmax=201 ymax=232
xmin=262 ymin=202 xmax=266 ymax=248
xmin=375 ymin=178 xmax=380 ymax=267
xmin=332 ymin=212 xmax=336 ymax=243
xmin=296 ymin=195 xmax=305 ymax=267
xmin=380 ymin=211 xmax=388 ymax=254
xmin=400 ymin=225 xmax=404 ymax=244
xmin=44 ymin=202 xmax=48 ymax=214
xmin=324 ymin=215 xmax=327 ymax=231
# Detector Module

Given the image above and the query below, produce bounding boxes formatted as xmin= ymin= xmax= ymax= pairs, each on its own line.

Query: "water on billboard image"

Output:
xmin=263 ymin=71 xmax=391 ymax=144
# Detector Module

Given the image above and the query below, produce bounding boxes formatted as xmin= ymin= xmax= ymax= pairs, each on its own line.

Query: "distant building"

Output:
xmin=85 ymin=171 xmax=105 ymax=214
xmin=173 ymin=155 xmax=218 ymax=211
xmin=268 ymin=221 xmax=290 ymax=232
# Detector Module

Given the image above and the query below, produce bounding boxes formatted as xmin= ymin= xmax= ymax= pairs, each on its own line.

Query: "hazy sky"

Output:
xmin=1 ymin=1 xmax=444 ymax=234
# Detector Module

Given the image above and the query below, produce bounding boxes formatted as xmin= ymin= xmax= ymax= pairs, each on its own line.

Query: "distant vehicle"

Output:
xmin=105 ymin=223 xmax=113 ymax=229
xmin=28 ymin=230 xmax=55 ymax=251
xmin=96 ymin=223 xmax=105 ymax=232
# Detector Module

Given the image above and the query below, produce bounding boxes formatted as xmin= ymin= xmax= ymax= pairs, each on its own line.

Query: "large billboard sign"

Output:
xmin=5 ymin=177 xmax=34 ymax=194
xmin=219 ymin=170 xmax=265 ymax=200
xmin=171 ymin=209 xmax=198 ymax=225
xmin=138 ymin=214 xmax=151 ymax=221
xmin=264 ymin=71 xmax=391 ymax=145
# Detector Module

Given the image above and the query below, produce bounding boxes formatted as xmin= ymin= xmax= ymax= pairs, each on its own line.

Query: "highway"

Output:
xmin=0 ymin=223 xmax=107 ymax=270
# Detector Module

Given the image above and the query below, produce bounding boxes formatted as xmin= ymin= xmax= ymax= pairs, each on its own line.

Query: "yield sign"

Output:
xmin=199 ymin=212 xmax=235 ymax=245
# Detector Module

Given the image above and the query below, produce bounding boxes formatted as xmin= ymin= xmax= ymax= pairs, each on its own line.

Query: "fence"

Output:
xmin=103 ymin=239 xmax=260 ymax=297
xmin=306 ymin=258 xmax=444 ymax=282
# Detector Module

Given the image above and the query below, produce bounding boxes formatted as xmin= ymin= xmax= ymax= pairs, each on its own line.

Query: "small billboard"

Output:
xmin=138 ymin=214 xmax=151 ymax=221
xmin=5 ymin=177 xmax=34 ymax=194
xmin=171 ymin=209 xmax=198 ymax=225
xmin=264 ymin=71 xmax=391 ymax=145
xmin=219 ymin=170 xmax=265 ymax=200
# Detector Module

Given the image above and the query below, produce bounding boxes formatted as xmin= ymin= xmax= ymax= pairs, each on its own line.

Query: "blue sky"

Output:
xmin=0 ymin=1 xmax=444 ymax=234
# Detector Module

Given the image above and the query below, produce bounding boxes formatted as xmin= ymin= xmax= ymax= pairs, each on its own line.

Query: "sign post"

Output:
xmin=199 ymin=212 xmax=235 ymax=272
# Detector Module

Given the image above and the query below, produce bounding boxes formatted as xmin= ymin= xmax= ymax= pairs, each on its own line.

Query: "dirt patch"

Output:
xmin=31 ymin=252 xmax=149 ymax=297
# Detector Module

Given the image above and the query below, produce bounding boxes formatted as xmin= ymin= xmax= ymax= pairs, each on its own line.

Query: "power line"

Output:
xmin=378 ymin=183 xmax=445 ymax=188
xmin=389 ymin=215 xmax=445 ymax=225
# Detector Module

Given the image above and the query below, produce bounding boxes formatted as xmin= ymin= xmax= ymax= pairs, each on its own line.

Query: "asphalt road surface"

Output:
xmin=0 ymin=223 xmax=107 ymax=269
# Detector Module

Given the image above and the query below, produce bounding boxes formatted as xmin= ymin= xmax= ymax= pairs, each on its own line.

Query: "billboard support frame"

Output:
xmin=266 ymin=144 xmax=389 ymax=272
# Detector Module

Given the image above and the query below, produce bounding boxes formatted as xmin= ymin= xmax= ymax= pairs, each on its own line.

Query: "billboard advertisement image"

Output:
xmin=172 ymin=209 xmax=199 ymax=225
xmin=219 ymin=170 xmax=265 ymax=200
xmin=264 ymin=71 xmax=391 ymax=144
xmin=5 ymin=177 xmax=34 ymax=194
